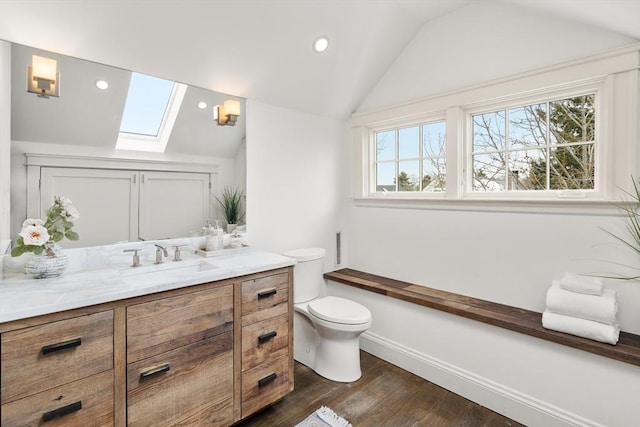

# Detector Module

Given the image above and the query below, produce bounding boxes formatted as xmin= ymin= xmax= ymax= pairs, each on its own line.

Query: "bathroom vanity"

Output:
xmin=0 ymin=246 xmax=295 ymax=426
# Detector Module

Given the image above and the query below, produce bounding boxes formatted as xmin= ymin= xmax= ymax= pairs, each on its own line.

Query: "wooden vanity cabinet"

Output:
xmin=1 ymin=310 xmax=115 ymax=426
xmin=239 ymin=271 xmax=294 ymax=419
xmin=0 ymin=267 xmax=294 ymax=426
xmin=126 ymin=283 xmax=234 ymax=427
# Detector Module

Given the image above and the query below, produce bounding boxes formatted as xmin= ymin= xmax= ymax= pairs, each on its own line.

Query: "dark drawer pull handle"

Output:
xmin=42 ymin=400 xmax=82 ymax=422
xmin=258 ymin=331 xmax=278 ymax=344
xmin=258 ymin=373 xmax=278 ymax=387
xmin=42 ymin=338 xmax=82 ymax=355
xmin=140 ymin=363 xmax=171 ymax=380
xmin=257 ymin=289 xmax=277 ymax=299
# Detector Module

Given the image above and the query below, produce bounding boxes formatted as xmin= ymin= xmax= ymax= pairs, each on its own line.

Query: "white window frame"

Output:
xmin=351 ymin=44 xmax=639 ymax=214
xmin=368 ymin=115 xmax=447 ymax=198
xmin=461 ymin=78 xmax=605 ymax=201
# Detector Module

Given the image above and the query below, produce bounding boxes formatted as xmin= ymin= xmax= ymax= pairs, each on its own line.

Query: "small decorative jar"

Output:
xmin=24 ymin=241 xmax=69 ymax=279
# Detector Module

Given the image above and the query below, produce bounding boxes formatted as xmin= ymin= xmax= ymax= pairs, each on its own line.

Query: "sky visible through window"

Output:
xmin=120 ymin=72 xmax=175 ymax=136
xmin=375 ymin=122 xmax=446 ymax=191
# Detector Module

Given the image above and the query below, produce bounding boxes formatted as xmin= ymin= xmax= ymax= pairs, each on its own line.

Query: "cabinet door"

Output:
xmin=39 ymin=167 xmax=139 ymax=247
xmin=127 ymin=333 xmax=233 ymax=427
xmin=138 ymin=171 xmax=210 ymax=241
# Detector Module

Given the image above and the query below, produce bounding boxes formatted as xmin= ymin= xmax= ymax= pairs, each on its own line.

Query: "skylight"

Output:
xmin=116 ymin=72 xmax=187 ymax=153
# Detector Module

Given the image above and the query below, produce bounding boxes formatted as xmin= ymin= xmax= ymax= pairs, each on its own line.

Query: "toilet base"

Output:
xmin=293 ymin=309 xmax=370 ymax=383
xmin=313 ymin=330 xmax=363 ymax=382
xmin=293 ymin=310 xmax=318 ymax=370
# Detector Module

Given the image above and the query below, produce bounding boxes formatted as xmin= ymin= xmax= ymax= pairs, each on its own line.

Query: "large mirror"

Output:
xmin=8 ymin=41 xmax=246 ymax=248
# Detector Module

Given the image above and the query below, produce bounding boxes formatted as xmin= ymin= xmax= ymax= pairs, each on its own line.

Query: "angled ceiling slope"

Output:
xmin=0 ymin=0 xmax=637 ymax=120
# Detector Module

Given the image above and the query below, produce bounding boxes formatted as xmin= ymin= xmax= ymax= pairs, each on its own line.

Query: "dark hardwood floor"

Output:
xmin=237 ymin=351 xmax=525 ymax=426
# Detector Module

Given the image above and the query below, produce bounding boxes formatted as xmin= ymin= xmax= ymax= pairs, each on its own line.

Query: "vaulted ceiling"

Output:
xmin=1 ymin=0 xmax=638 ymax=121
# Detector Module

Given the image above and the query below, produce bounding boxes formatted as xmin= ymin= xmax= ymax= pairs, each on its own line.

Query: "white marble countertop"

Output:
xmin=0 ymin=242 xmax=295 ymax=324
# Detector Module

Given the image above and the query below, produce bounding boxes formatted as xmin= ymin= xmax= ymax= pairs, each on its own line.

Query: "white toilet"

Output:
xmin=283 ymin=247 xmax=372 ymax=382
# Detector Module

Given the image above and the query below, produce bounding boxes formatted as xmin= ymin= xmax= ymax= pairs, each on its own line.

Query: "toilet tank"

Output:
xmin=283 ymin=248 xmax=326 ymax=303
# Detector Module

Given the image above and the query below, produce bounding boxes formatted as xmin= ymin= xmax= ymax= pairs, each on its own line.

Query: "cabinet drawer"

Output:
xmin=127 ymin=284 xmax=233 ymax=363
xmin=1 ymin=370 xmax=114 ymax=426
xmin=241 ymin=355 xmax=290 ymax=418
xmin=242 ymin=313 xmax=289 ymax=371
xmin=1 ymin=310 xmax=114 ymax=404
xmin=127 ymin=331 xmax=233 ymax=427
xmin=241 ymin=272 xmax=289 ymax=325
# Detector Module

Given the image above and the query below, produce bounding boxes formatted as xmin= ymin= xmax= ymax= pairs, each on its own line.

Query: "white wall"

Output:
xmin=358 ymin=0 xmax=637 ymax=112
xmin=246 ymin=100 xmax=349 ymax=268
xmin=339 ymin=7 xmax=640 ymax=426
xmin=0 ymin=40 xmax=10 ymax=253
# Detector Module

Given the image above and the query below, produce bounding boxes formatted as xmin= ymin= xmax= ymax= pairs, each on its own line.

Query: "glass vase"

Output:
xmin=25 ymin=241 xmax=69 ymax=279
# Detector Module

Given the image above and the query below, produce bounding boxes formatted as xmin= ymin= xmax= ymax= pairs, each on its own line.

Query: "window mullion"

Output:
xmin=395 ymin=129 xmax=399 ymax=192
xmin=505 ymin=109 xmax=510 ymax=191
xmin=419 ymin=125 xmax=424 ymax=191
xmin=546 ymin=100 xmax=551 ymax=190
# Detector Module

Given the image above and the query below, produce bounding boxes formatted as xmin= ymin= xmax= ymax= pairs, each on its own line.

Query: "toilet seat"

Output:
xmin=308 ymin=296 xmax=371 ymax=325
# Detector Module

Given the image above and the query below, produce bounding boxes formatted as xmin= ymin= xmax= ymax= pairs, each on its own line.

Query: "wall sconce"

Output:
xmin=214 ymin=99 xmax=241 ymax=126
xmin=27 ymin=55 xmax=59 ymax=98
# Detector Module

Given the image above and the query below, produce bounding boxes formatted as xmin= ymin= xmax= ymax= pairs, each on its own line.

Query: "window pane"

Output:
xmin=508 ymin=149 xmax=547 ymax=190
xmin=423 ymin=122 xmax=446 ymax=156
xmin=473 ymin=153 xmax=505 ymax=191
xmin=509 ymin=104 xmax=546 ymax=149
xmin=376 ymin=162 xmax=396 ymax=192
xmin=549 ymin=143 xmax=595 ymax=190
xmin=549 ymin=94 xmax=595 ymax=144
xmin=399 ymin=126 xmax=419 ymax=159
xmin=376 ymin=130 xmax=395 ymax=161
xmin=120 ymin=72 xmax=175 ymax=136
xmin=423 ymin=158 xmax=446 ymax=192
xmin=473 ymin=110 xmax=505 ymax=152
xmin=398 ymin=160 xmax=419 ymax=191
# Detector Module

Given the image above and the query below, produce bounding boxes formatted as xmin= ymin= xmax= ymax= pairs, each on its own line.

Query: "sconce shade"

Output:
xmin=215 ymin=99 xmax=241 ymax=126
xmin=223 ymin=100 xmax=241 ymax=116
xmin=27 ymin=55 xmax=59 ymax=98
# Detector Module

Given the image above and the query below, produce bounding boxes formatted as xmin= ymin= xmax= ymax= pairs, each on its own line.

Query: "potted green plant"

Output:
xmin=600 ymin=177 xmax=640 ymax=280
xmin=215 ymin=186 xmax=245 ymax=233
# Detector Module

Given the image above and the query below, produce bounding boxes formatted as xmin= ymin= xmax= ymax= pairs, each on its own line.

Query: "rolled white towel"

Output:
xmin=546 ymin=281 xmax=618 ymax=325
xmin=559 ymin=272 xmax=604 ymax=296
xmin=542 ymin=311 xmax=619 ymax=345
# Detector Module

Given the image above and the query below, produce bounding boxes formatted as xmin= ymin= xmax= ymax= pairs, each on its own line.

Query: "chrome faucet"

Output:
xmin=124 ymin=248 xmax=143 ymax=267
xmin=154 ymin=244 xmax=168 ymax=264
xmin=172 ymin=245 xmax=187 ymax=262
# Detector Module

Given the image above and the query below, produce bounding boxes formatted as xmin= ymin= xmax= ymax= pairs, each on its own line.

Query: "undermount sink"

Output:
xmin=119 ymin=260 xmax=219 ymax=283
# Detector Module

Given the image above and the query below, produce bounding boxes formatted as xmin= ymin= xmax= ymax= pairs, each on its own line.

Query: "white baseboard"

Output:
xmin=360 ymin=331 xmax=606 ymax=427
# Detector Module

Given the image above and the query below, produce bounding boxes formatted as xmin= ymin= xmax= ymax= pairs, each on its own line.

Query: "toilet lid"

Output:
xmin=308 ymin=296 xmax=371 ymax=325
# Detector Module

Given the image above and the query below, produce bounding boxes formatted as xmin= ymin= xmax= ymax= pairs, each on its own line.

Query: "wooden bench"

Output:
xmin=324 ymin=268 xmax=640 ymax=367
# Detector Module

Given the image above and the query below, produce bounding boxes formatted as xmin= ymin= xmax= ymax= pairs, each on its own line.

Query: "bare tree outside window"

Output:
xmin=471 ymin=94 xmax=595 ymax=192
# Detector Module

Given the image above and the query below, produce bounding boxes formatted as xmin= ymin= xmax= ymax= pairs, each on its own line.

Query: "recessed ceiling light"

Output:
xmin=312 ymin=35 xmax=329 ymax=53
xmin=95 ymin=80 xmax=109 ymax=90
xmin=197 ymin=101 xmax=207 ymax=109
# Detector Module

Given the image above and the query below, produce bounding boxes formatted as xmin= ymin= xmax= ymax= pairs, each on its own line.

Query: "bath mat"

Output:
xmin=295 ymin=406 xmax=352 ymax=427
